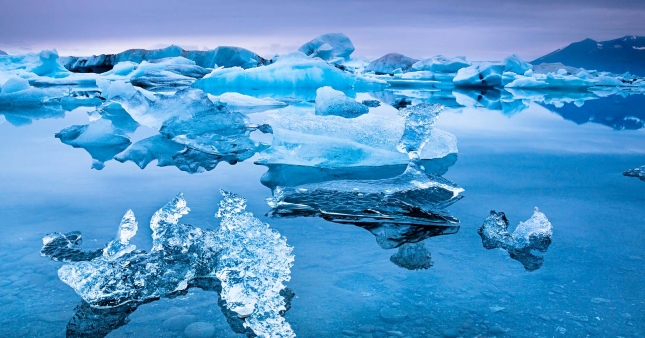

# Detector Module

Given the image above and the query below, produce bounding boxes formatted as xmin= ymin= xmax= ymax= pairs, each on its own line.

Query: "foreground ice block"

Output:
xmin=298 ymin=33 xmax=355 ymax=61
xmin=477 ymin=208 xmax=553 ymax=271
xmin=623 ymin=165 xmax=645 ymax=182
xmin=194 ymin=51 xmax=386 ymax=90
xmin=41 ymin=191 xmax=295 ymax=338
xmin=314 ymin=86 xmax=369 ymax=117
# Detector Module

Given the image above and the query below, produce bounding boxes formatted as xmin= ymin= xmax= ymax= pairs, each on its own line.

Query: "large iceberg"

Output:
xmin=411 ymin=55 xmax=470 ymax=73
xmin=477 ymin=208 xmax=553 ymax=271
xmin=256 ymin=103 xmax=457 ymax=168
xmin=365 ymin=53 xmax=419 ymax=75
xmin=314 ymin=86 xmax=369 ymax=118
xmin=41 ymin=191 xmax=295 ymax=338
xmin=298 ymin=33 xmax=355 ymax=61
xmin=61 ymin=45 xmax=266 ymax=73
xmin=0 ymin=49 xmax=70 ymax=78
xmin=623 ymin=165 xmax=645 ymax=182
xmin=194 ymin=51 xmax=385 ymax=91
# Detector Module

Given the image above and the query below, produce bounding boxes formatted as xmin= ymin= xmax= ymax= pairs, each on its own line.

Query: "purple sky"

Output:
xmin=1 ymin=0 xmax=644 ymax=61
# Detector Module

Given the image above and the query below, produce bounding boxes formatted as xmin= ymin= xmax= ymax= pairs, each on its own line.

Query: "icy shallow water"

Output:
xmin=0 ymin=90 xmax=644 ymax=338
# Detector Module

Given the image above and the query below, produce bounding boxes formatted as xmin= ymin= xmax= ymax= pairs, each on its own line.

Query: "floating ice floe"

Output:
xmin=41 ymin=191 xmax=295 ymax=338
xmin=477 ymin=208 xmax=553 ymax=271
xmin=55 ymin=119 xmax=132 ymax=170
xmin=412 ymin=55 xmax=471 ymax=73
xmin=208 ymin=92 xmax=289 ymax=113
xmin=298 ymin=33 xmax=355 ymax=61
xmin=256 ymin=103 xmax=457 ymax=168
xmin=266 ymin=161 xmax=462 ymax=268
xmin=194 ymin=51 xmax=386 ymax=91
xmin=365 ymin=53 xmax=420 ymax=75
xmin=623 ymin=165 xmax=645 ymax=182
xmin=314 ymin=86 xmax=369 ymax=118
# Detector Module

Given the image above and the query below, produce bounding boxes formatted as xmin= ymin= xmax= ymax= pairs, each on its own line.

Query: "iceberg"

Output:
xmin=315 ymin=86 xmax=369 ymax=118
xmin=41 ymin=191 xmax=295 ymax=338
xmin=477 ymin=208 xmax=553 ymax=271
xmin=411 ymin=55 xmax=470 ymax=73
xmin=256 ymin=103 xmax=457 ymax=168
xmin=0 ymin=49 xmax=70 ymax=79
xmin=55 ymin=119 xmax=132 ymax=170
xmin=1 ymin=76 xmax=30 ymax=94
xmin=623 ymin=165 xmax=645 ymax=182
xmin=453 ymin=62 xmax=505 ymax=87
xmin=365 ymin=53 xmax=420 ymax=75
xmin=267 ymin=161 xmax=462 ymax=225
xmin=61 ymin=45 xmax=266 ymax=73
xmin=209 ymin=92 xmax=288 ymax=113
xmin=194 ymin=51 xmax=386 ymax=91
xmin=298 ymin=33 xmax=355 ymax=61
xmin=265 ymin=160 xmax=463 ymax=268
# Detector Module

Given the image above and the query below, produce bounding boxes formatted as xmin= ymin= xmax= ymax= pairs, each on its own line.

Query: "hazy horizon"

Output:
xmin=1 ymin=0 xmax=644 ymax=61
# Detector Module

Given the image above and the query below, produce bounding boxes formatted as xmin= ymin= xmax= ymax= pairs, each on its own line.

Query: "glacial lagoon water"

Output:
xmin=0 ymin=88 xmax=644 ymax=338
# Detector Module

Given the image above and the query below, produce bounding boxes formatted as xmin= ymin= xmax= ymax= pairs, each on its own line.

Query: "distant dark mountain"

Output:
xmin=532 ymin=36 xmax=645 ymax=76
xmin=0 ymin=50 xmax=7 ymax=55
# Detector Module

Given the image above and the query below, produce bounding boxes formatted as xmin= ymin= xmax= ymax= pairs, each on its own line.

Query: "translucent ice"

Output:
xmin=477 ymin=208 xmax=553 ymax=271
xmin=41 ymin=191 xmax=295 ymax=337
xmin=298 ymin=33 xmax=355 ymax=61
xmin=194 ymin=51 xmax=385 ymax=90
xmin=365 ymin=53 xmax=420 ymax=75
xmin=623 ymin=165 xmax=645 ymax=182
xmin=209 ymin=92 xmax=288 ymax=113
xmin=257 ymin=104 xmax=457 ymax=168
xmin=267 ymin=161 xmax=463 ymax=228
xmin=315 ymin=86 xmax=369 ymax=118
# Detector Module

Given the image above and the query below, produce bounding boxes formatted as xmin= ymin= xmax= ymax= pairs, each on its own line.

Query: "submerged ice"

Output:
xmin=41 ymin=191 xmax=295 ymax=338
xmin=477 ymin=208 xmax=553 ymax=271
xmin=623 ymin=165 xmax=645 ymax=182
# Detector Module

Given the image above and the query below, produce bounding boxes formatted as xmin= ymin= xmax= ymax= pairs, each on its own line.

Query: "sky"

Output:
xmin=1 ymin=0 xmax=644 ymax=61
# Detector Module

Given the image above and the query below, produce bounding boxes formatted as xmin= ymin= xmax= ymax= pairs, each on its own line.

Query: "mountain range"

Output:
xmin=532 ymin=36 xmax=645 ymax=76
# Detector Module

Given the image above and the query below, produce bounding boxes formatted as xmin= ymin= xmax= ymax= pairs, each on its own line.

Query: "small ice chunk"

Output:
xmin=315 ymin=86 xmax=369 ymax=118
xmin=55 ymin=119 xmax=131 ymax=147
xmin=390 ymin=242 xmax=434 ymax=270
xmin=623 ymin=165 xmax=645 ymax=182
xmin=478 ymin=208 xmax=553 ymax=271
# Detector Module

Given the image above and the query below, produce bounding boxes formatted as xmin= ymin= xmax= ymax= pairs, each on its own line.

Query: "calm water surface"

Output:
xmin=0 ymin=89 xmax=643 ymax=338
